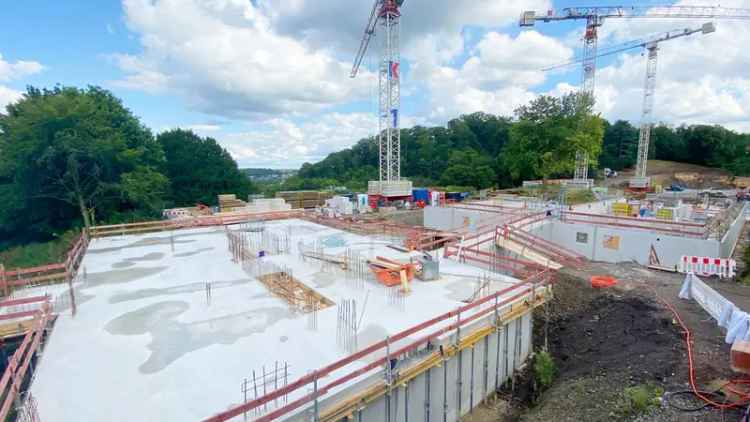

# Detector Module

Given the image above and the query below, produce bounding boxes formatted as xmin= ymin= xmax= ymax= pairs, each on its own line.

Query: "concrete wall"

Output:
xmin=530 ymin=220 xmax=720 ymax=268
xmin=424 ymin=206 xmax=499 ymax=232
xmin=720 ymin=202 xmax=749 ymax=258
xmin=301 ymin=310 xmax=533 ymax=422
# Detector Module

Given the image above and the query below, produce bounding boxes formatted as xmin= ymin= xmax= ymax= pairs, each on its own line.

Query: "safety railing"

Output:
xmin=560 ymin=210 xmax=706 ymax=238
xmin=203 ymin=269 xmax=555 ymax=422
xmin=0 ymin=297 xmax=52 ymax=421
xmin=0 ymin=230 xmax=89 ymax=297
xmin=497 ymin=225 xmax=587 ymax=268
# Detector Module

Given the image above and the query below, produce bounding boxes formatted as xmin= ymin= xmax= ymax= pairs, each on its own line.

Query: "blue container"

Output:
xmin=446 ymin=192 xmax=461 ymax=200
xmin=412 ymin=188 xmax=429 ymax=202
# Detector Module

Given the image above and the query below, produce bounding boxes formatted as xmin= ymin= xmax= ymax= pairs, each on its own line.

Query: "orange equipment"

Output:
xmin=368 ymin=256 xmax=416 ymax=289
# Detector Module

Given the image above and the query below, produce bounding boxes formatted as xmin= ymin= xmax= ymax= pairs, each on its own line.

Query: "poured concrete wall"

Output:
xmin=424 ymin=206 xmax=486 ymax=232
xmin=424 ymin=206 xmax=511 ymax=233
xmin=530 ymin=220 xmax=723 ymax=268
xmin=302 ymin=310 xmax=533 ymax=422
xmin=720 ymin=202 xmax=749 ymax=257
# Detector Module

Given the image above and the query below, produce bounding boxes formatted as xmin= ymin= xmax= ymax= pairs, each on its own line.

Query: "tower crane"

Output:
xmin=543 ymin=23 xmax=716 ymax=189
xmin=351 ymin=0 xmax=412 ymax=203
xmin=520 ymin=5 xmax=750 ymax=186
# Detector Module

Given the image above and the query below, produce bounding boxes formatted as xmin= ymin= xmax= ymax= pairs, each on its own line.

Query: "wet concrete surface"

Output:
xmin=83 ymin=267 xmax=168 ymax=288
xmin=173 ymin=247 xmax=214 ymax=258
xmin=108 ymin=279 xmax=253 ymax=304
xmin=311 ymin=271 xmax=338 ymax=288
xmin=105 ymin=300 xmax=294 ymax=373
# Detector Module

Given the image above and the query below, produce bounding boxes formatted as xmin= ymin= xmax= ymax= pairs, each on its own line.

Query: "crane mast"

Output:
xmin=631 ymin=22 xmax=715 ymax=188
xmin=352 ymin=0 xmax=412 ymax=201
xmin=520 ymin=5 xmax=750 ymax=188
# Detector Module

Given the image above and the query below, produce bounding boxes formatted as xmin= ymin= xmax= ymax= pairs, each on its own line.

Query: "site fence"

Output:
xmin=203 ymin=268 xmax=555 ymax=422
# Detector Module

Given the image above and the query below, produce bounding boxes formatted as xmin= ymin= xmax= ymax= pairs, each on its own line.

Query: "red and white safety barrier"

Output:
xmin=679 ymin=255 xmax=737 ymax=279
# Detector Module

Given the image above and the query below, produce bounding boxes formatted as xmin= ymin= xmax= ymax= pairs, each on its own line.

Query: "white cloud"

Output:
xmin=115 ymin=0 xmax=373 ymax=118
xmin=0 ymin=54 xmax=43 ymax=82
xmin=422 ymin=30 xmax=574 ymax=122
xmin=219 ymin=112 xmax=377 ymax=168
xmin=587 ymin=1 xmax=750 ymax=131
xmin=0 ymin=85 xmax=23 ymax=110
xmin=0 ymin=53 xmax=43 ymax=111
xmin=185 ymin=124 xmax=221 ymax=132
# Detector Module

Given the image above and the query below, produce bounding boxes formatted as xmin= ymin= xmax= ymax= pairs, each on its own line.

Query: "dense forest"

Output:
xmin=0 ymin=86 xmax=254 ymax=248
xmin=289 ymin=96 xmax=750 ymax=193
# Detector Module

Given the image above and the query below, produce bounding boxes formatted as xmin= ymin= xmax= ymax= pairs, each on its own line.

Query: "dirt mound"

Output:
xmin=549 ymin=294 xmax=681 ymax=381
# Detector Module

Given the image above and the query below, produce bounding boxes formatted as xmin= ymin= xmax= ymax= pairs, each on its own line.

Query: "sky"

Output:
xmin=1 ymin=0 xmax=749 ymax=169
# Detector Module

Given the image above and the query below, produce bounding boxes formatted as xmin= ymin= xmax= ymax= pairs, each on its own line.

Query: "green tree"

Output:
xmin=0 ymin=86 xmax=165 ymax=242
xmin=440 ymin=149 xmax=496 ymax=189
xmin=502 ymin=92 xmax=604 ymax=183
xmin=158 ymin=129 xmax=256 ymax=206
xmin=600 ymin=120 xmax=638 ymax=171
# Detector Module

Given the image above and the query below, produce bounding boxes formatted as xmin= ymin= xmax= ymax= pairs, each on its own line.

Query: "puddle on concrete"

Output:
xmin=87 ymin=238 xmax=195 ymax=254
xmin=110 ymin=252 xmax=165 ymax=269
xmin=311 ymin=271 xmax=338 ymax=288
xmin=104 ymin=301 xmax=293 ymax=373
xmin=173 ymin=247 xmax=214 ymax=258
xmin=83 ymin=267 xmax=168 ymax=288
xmin=108 ymin=279 xmax=252 ymax=304
xmin=283 ymin=224 xmax=325 ymax=235
xmin=128 ymin=252 xmax=165 ymax=261
xmin=320 ymin=234 xmax=347 ymax=248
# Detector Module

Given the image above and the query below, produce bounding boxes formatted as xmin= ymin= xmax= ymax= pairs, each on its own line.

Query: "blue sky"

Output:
xmin=1 ymin=0 xmax=748 ymax=169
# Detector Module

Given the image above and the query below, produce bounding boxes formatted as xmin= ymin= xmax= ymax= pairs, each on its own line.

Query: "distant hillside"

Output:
xmin=242 ymin=168 xmax=297 ymax=182
xmin=609 ymin=159 xmax=750 ymax=189
xmin=294 ymin=108 xmax=750 ymax=190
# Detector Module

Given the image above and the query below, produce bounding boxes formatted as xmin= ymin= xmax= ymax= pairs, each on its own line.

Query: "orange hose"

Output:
xmin=652 ymin=288 xmax=750 ymax=409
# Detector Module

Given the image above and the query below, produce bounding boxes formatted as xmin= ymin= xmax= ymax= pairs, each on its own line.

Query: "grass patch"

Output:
xmin=618 ymin=384 xmax=664 ymax=416
xmin=0 ymin=231 xmax=79 ymax=269
xmin=740 ymin=243 xmax=750 ymax=286
xmin=510 ymin=185 xmax=597 ymax=205
xmin=534 ymin=350 xmax=556 ymax=390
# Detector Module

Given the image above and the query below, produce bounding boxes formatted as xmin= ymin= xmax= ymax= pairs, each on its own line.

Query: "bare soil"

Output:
xmin=605 ymin=159 xmax=742 ymax=189
xmin=464 ymin=262 xmax=750 ymax=422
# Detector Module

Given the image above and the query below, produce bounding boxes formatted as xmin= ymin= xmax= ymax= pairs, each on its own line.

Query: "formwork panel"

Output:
xmin=405 ymin=370 xmax=427 ymax=422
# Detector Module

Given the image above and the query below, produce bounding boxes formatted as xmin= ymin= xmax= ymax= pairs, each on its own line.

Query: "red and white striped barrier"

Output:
xmin=679 ymin=255 xmax=737 ymax=279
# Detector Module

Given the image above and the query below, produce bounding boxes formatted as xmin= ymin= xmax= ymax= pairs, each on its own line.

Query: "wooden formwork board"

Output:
xmin=257 ymin=272 xmax=334 ymax=313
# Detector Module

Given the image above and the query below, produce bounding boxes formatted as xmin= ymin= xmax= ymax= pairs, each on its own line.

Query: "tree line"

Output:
xmin=293 ymin=93 xmax=750 ymax=192
xmin=0 ymin=86 xmax=255 ymax=247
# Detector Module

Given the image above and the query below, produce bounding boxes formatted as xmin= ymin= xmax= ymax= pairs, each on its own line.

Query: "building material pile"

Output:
xmin=217 ymin=197 xmax=292 ymax=216
xmin=218 ymin=194 xmax=247 ymax=212
xmin=325 ymin=196 xmax=354 ymax=215
xmin=276 ymin=191 xmax=332 ymax=209
xmin=257 ymin=272 xmax=334 ymax=313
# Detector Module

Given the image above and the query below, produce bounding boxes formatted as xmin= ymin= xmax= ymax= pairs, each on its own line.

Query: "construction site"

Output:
xmin=1 ymin=2 xmax=750 ymax=422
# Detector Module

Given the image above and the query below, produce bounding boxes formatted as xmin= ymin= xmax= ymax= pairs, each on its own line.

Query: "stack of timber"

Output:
xmin=276 ymin=191 xmax=332 ymax=209
xmin=218 ymin=194 xmax=248 ymax=212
